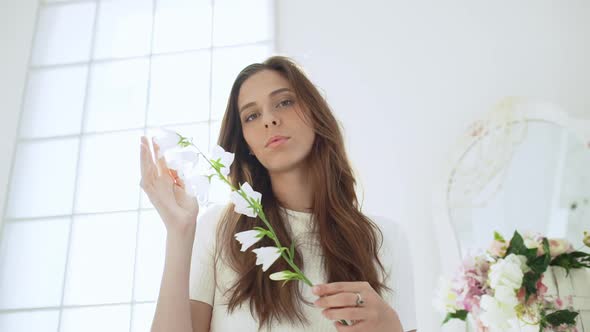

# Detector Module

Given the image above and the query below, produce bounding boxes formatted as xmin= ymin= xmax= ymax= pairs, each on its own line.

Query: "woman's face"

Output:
xmin=237 ymin=69 xmax=315 ymax=174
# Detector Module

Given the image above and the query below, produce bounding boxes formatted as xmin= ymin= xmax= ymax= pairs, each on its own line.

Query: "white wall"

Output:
xmin=276 ymin=1 xmax=590 ymax=330
xmin=0 ymin=0 xmax=39 ymax=229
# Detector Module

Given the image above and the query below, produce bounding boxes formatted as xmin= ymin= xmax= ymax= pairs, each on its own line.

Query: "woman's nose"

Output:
xmin=263 ymin=113 xmax=280 ymax=128
xmin=264 ymin=120 xmax=278 ymax=128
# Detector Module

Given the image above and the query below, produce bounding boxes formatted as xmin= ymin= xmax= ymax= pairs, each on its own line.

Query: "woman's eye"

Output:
xmin=277 ymin=99 xmax=294 ymax=108
xmin=245 ymin=113 xmax=258 ymax=122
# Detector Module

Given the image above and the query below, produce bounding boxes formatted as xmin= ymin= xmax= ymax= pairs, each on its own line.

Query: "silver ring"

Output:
xmin=354 ymin=292 xmax=364 ymax=307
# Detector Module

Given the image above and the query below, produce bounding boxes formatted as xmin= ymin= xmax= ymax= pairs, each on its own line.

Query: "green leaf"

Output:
xmin=506 ymin=231 xmax=537 ymax=260
xmin=252 ymin=227 xmax=270 ymax=239
xmin=544 ymin=310 xmax=579 ymax=326
xmin=442 ymin=310 xmax=468 ymax=325
xmin=528 ymin=238 xmax=551 ymax=274
xmin=494 ymin=231 xmax=506 ymax=243
xmin=522 ymin=271 xmax=540 ymax=302
xmin=550 ymin=251 xmax=590 ymax=276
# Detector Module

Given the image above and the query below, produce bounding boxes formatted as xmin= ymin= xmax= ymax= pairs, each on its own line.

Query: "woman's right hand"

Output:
xmin=140 ymin=135 xmax=199 ymax=233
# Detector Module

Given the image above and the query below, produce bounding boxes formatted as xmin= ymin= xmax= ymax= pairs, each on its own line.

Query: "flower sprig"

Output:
xmin=153 ymin=129 xmax=312 ymax=287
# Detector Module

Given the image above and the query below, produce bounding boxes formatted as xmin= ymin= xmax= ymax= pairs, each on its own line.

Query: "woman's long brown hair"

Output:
xmin=213 ymin=56 xmax=391 ymax=331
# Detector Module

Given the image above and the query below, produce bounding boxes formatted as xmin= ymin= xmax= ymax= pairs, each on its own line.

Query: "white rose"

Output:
xmin=493 ymin=285 xmax=518 ymax=308
xmin=524 ymin=238 xmax=539 ymax=250
xmin=479 ymin=295 xmax=518 ymax=331
xmin=433 ymin=277 xmax=459 ymax=314
xmin=489 ymin=254 xmax=527 ymax=291
xmin=548 ymin=239 xmax=572 ymax=257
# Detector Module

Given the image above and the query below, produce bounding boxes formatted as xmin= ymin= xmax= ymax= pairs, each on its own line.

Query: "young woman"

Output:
xmin=140 ymin=56 xmax=417 ymax=332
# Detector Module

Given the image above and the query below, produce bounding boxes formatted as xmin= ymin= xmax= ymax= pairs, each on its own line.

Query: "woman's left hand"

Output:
xmin=312 ymin=281 xmax=403 ymax=332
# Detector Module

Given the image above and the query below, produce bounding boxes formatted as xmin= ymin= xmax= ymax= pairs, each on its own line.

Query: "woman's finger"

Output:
xmin=314 ymin=292 xmax=359 ymax=309
xmin=313 ymin=282 xmax=370 ymax=297
xmin=334 ymin=319 xmax=367 ymax=331
xmin=169 ymin=169 xmax=185 ymax=188
xmin=152 ymin=138 xmax=169 ymax=177
xmin=175 ymin=177 xmax=186 ymax=190
xmin=322 ymin=307 xmax=366 ymax=321
xmin=140 ymin=136 xmax=156 ymax=182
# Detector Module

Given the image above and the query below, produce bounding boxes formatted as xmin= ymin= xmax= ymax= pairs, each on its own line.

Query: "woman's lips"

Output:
xmin=266 ymin=137 xmax=289 ymax=148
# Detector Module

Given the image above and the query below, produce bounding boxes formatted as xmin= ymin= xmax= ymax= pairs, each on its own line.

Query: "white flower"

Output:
xmin=178 ymin=166 xmax=210 ymax=202
xmin=548 ymin=238 xmax=572 ymax=257
xmin=493 ymin=285 xmax=518 ymax=308
xmin=234 ymin=229 xmax=265 ymax=252
xmin=433 ymin=277 xmax=459 ymax=314
xmin=489 ymin=254 xmax=527 ymax=291
xmin=252 ymin=246 xmax=282 ymax=271
xmin=524 ymin=238 xmax=540 ymax=250
xmin=211 ymin=145 xmax=234 ymax=177
xmin=153 ymin=129 xmax=182 ymax=157
xmin=269 ymin=270 xmax=299 ymax=281
xmin=479 ymin=295 xmax=518 ymax=331
xmin=230 ymin=182 xmax=262 ymax=218
xmin=166 ymin=148 xmax=199 ymax=171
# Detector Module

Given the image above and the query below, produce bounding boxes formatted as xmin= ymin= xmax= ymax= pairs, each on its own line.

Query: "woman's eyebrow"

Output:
xmin=239 ymin=88 xmax=293 ymax=114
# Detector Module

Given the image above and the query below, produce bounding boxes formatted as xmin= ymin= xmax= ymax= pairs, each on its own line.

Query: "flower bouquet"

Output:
xmin=435 ymin=230 xmax=590 ymax=331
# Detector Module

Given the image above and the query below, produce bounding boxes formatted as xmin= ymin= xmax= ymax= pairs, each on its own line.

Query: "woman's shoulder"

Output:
xmin=197 ymin=203 xmax=230 ymax=226
xmin=194 ymin=203 xmax=232 ymax=244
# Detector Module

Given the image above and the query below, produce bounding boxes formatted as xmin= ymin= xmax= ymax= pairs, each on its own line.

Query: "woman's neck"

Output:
xmin=269 ymin=167 xmax=313 ymax=213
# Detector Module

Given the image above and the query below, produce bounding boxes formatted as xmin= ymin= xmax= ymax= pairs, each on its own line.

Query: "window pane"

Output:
xmin=60 ymin=305 xmax=130 ymax=332
xmin=131 ymin=303 xmax=156 ymax=332
xmin=32 ymin=2 xmax=96 ymax=66
xmin=64 ymin=212 xmax=137 ymax=305
xmin=134 ymin=211 xmax=165 ymax=301
xmin=210 ymin=44 xmax=272 ymax=120
xmin=0 ymin=218 xmax=70 ymax=309
xmin=141 ymin=122 xmax=209 ymax=209
xmin=0 ymin=310 xmax=59 ymax=332
xmin=6 ymin=139 xmax=79 ymax=219
xmin=209 ymin=120 xmax=221 ymax=151
xmin=85 ymin=58 xmax=149 ymax=133
xmin=75 ymin=130 xmax=142 ymax=213
xmin=153 ymin=0 xmax=211 ymax=54
xmin=148 ymin=51 xmax=211 ymax=126
xmin=20 ymin=66 xmax=87 ymax=138
xmin=93 ymin=0 xmax=153 ymax=59
xmin=213 ymin=0 xmax=273 ymax=47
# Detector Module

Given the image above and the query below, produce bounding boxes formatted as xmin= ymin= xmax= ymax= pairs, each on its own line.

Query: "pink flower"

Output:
xmin=555 ymin=298 xmax=564 ymax=309
xmin=536 ymin=275 xmax=548 ymax=298
xmin=451 ymin=254 xmax=492 ymax=315
xmin=548 ymin=239 xmax=573 ymax=257
xmin=489 ymin=240 xmax=507 ymax=258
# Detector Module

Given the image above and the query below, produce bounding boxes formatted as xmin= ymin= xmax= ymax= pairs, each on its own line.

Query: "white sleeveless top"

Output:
xmin=189 ymin=204 xmax=417 ymax=331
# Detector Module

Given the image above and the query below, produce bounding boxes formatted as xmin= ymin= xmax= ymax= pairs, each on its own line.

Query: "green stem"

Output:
xmin=189 ymin=141 xmax=313 ymax=287
xmin=257 ymin=209 xmax=313 ymax=286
